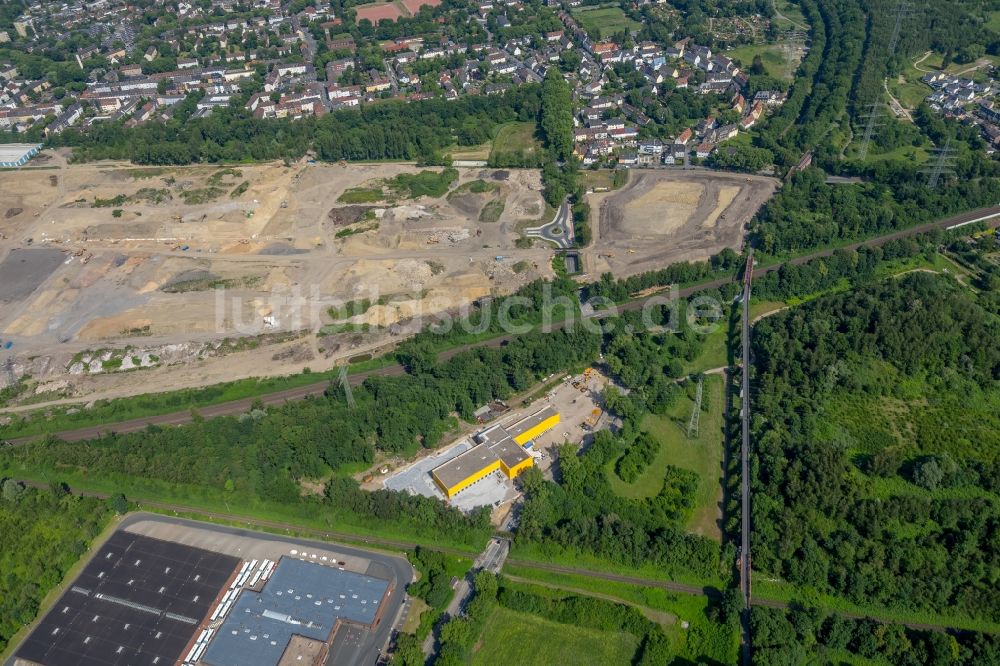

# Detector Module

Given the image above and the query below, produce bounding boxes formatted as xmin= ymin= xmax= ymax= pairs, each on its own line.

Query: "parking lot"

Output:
xmin=380 ymin=367 xmax=618 ymax=510
xmin=522 ymin=368 xmax=617 ymax=479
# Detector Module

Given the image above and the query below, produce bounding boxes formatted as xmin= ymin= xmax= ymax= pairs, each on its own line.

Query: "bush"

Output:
xmin=615 ymin=431 xmax=660 ymax=483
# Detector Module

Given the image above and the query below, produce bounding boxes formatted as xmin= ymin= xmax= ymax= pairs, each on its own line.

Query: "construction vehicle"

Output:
xmin=627 ymin=248 xmax=636 ymax=254
xmin=599 ymin=252 xmax=615 ymax=259
xmin=585 ymin=408 xmax=602 ymax=427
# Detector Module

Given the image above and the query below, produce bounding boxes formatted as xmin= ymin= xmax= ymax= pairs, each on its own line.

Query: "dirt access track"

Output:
xmin=0 ymin=152 xmax=555 ymax=407
xmin=585 ymin=169 xmax=778 ymax=278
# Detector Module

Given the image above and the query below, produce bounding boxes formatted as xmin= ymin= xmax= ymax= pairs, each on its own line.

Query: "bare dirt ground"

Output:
xmin=583 ymin=169 xmax=777 ymax=278
xmin=0 ymin=154 xmax=554 ymax=407
xmin=0 ymin=157 xmax=777 ymax=410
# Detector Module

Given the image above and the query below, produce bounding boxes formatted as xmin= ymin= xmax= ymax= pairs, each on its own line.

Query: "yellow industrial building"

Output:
xmin=431 ymin=406 xmax=560 ymax=499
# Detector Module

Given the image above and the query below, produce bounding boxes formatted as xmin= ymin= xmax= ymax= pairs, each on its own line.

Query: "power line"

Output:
xmin=856 ymin=103 xmax=882 ymax=160
xmin=888 ymin=1 xmax=915 ymax=53
xmin=856 ymin=1 xmax=915 ymax=157
xmin=687 ymin=376 xmax=703 ymax=439
xmin=922 ymin=138 xmax=957 ymax=188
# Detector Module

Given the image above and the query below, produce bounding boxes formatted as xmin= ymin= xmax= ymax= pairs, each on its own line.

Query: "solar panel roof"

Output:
xmin=16 ymin=531 xmax=239 ymax=666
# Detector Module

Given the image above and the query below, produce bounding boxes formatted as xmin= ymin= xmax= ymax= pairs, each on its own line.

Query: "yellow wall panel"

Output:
xmin=434 ymin=460 xmax=501 ymax=498
xmin=513 ymin=413 xmax=561 ymax=446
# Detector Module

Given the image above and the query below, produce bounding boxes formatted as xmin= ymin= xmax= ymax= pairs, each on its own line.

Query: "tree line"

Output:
xmin=752 ymin=604 xmax=1000 ymax=666
xmin=0 ymin=482 xmax=112 ymax=654
xmin=52 ymin=84 xmax=545 ymax=165
xmin=1 ymin=323 xmax=600 ymax=547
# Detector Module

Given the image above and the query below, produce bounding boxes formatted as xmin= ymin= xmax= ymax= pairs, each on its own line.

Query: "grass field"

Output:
xmin=578 ymin=169 xmax=628 ymax=192
xmin=447 ymin=142 xmax=492 ymax=161
xmin=570 ymin=6 xmax=642 ymax=37
xmin=887 ymin=71 xmax=932 ymax=109
xmin=471 ymin=606 xmax=639 ymax=666
xmin=606 ymin=376 xmax=725 ymax=540
xmin=501 ymin=567 xmax=740 ymax=664
xmin=489 ymin=122 xmax=543 ymax=163
xmin=989 ymin=10 xmax=1000 ymax=32
xmin=771 ymin=0 xmax=807 ymax=29
xmin=479 ymin=198 xmax=505 ymax=223
xmin=726 ymin=43 xmax=796 ymax=81
xmin=682 ymin=322 xmax=728 ymax=374
xmin=400 ymin=597 xmax=430 ymax=633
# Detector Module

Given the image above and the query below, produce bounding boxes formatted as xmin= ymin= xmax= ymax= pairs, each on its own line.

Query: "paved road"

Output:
xmin=421 ymin=537 xmax=508 ymax=658
xmin=524 ymin=199 xmax=572 ymax=248
xmin=6 ymin=204 xmax=1000 ymax=447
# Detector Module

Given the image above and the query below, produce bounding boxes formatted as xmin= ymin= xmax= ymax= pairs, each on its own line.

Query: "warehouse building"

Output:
xmin=431 ymin=406 xmax=560 ymax=498
xmin=200 ymin=557 xmax=391 ymax=666
xmin=16 ymin=531 xmax=239 ymax=666
xmin=0 ymin=142 xmax=42 ymax=167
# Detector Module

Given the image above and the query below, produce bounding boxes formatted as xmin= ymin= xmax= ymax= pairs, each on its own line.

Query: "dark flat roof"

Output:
xmin=491 ymin=439 xmax=531 ymax=469
xmin=506 ymin=405 xmax=558 ymax=439
xmin=16 ymin=531 xmax=239 ymax=666
xmin=432 ymin=444 xmax=500 ymax=489
xmin=474 ymin=423 xmax=508 ymax=447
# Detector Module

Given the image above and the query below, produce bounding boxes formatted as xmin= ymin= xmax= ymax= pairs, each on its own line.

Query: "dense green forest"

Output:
xmin=750 ymin=272 xmax=1000 ymax=622
xmin=752 ymin=164 xmax=1000 ymax=254
xmin=53 ymin=85 xmax=544 ymax=165
xmin=0 ymin=482 xmax=112 ymax=653
xmin=515 ymin=434 xmax=717 ymax=580
xmin=752 ymin=605 xmax=1000 ymax=665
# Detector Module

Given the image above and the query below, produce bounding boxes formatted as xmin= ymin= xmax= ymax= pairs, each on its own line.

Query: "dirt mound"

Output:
xmin=82 ymin=221 xmax=158 ymax=239
xmin=448 ymin=193 xmax=484 ymax=217
xmin=328 ymin=205 xmax=377 ymax=227
xmin=162 ymin=269 xmax=217 ymax=291
xmin=260 ymin=243 xmax=308 ymax=255
xmin=491 ymin=170 xmax=510 ymax=181
xmin=5 ymin=207 xmax=22 ymax=218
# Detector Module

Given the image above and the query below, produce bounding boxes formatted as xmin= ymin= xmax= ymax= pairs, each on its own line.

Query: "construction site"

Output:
xmin=585 ymin=170 xmax=777 ymax=278
xmin=0 ymin=155 xmax=773 ymax=410
xmin=0 ymin=156 xmax=556 ymax=407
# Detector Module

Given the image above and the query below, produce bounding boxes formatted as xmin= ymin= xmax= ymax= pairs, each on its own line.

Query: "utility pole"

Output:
xmin=856 ymin=103 xmax=882 ymax=160
xmin=888 ymin=1 xmax=914 ymax=53
xmin=686 ymin=376 xmax=703 ymax=439
xmin=923 ymin=138 xmax=957 ymax=188
xmin=856 ymin=1 xmax=913 ymax=158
